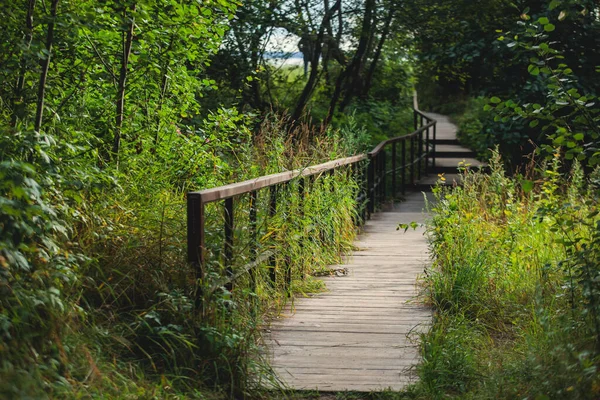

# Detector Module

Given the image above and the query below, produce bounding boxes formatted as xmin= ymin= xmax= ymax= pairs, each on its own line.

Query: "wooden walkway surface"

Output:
xmin=265 ymin=192 xmax=432 ymax=392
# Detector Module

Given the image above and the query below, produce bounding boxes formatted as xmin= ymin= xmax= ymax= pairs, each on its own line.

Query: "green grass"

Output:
xmin=414 ymin=154 xmax=600 ymax=399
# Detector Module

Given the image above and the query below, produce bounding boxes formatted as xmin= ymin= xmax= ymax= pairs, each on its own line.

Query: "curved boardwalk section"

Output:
xmin=265 ymin=192 xmax=432 ymax=392
xmin=420 ymin=112 xmax=484 ymax=187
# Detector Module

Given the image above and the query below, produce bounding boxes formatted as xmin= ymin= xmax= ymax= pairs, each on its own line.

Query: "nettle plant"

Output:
xmin=489 ymin=9 xmax=600 ymax=166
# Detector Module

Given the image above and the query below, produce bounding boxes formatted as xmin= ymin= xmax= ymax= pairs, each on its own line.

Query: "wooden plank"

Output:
xmin=269 ymin=314 xmax=431 ymax=324
xmin=277 ymin=368 xmax=416 ymax=377
xmin=267 ymin=339 xmax=417 ymax=348
xmin=268 ymin=324 xmax=428 ymax=334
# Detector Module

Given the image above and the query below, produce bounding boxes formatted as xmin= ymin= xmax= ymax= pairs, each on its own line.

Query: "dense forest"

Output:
xmin=1 ymin=0 xmax=599 ymax=398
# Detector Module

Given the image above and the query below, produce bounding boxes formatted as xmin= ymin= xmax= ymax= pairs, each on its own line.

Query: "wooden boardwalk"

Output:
xmin=265 ymin=192 xmax=432 ymax=392
xmin=420 ymin=112 xmax=484 ymax=186
xmin=264 ymin=112 xmax=481 ymax=392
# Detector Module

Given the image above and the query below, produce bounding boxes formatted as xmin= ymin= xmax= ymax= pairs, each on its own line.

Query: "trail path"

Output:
xmin=265 ymin=112 xmax=480 ymax=392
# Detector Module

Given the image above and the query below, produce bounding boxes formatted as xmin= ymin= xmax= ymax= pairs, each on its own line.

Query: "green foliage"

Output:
xmin=412 ymin=0 xmax=599 ymax=168
xmin=453 ymin=98 xmax=492 ymax=159
xmin=333 ymin=101 xmax=414 ymax=146
xmin=418 ymin=154 xmax=600 ymax=399
xmin=0 ymin=96 xmax=363 ymax=397
xmin=490 ymin=12 xmax=600 ymax=166
xmin=419 ymin=314 xmax=482 ymax=396
xmin=0 ymin=127 xmax=89 ymax=398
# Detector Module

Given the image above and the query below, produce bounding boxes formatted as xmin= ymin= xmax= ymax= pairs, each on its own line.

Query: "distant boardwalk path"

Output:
xmin=265 ymin=192 xmax=432 ymax=392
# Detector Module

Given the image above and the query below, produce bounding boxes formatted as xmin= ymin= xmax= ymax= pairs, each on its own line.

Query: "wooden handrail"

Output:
xmin=369 ymin=121 xmax=436 ymax=156
xmin=189 ymin=154 xmax=366 ymax=204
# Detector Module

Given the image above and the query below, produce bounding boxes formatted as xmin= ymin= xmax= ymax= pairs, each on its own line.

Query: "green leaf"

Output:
xmin=574 ymin=133 xmax=584 ymax=141
xmin=544 ymin=23 xmax=556 ymax=32
xmin=539 ymin=17 xmax=550 ymax=25
xmin=528 ymin=64 xmax=540 ymax=76
xmin=490 ymin=97 xmax=502 ymax=104
xmin=521 ymin=179 xmax=534 ymax=193
xmin=529 ymin=119 xmax=540 ymax=128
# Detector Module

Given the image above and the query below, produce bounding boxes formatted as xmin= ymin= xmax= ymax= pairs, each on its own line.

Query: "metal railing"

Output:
xmin=187 ymin=108 xmax=436 ymax=305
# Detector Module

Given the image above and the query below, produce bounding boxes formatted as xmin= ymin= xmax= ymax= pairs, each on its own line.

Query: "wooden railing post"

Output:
xmin=187 ymin=193 xmax=205 ymax=310
xmin=417 ymin=131 xmax=423 ymax=181
xmin=224 ymin=197 xmax=234 ymax=291
xmin=291 ymin=178 xmax=306 ymax=293
xmin=433 ymin=123 xmax=437 ymax=171
xmin=401 ymin=139 xmax=406 ymax=195
xmin=380 ymin=150 xmax=386 ymax=203
xmin=425 ymin=126 xmax=430 ymax=176
xmin=268 ymin=186 xmax=277 ymax=285
xmin=410 ymin=136 xmax=415 ymax=185
xmin=249 ymin=191 xmax=258 ymax=292
xmin=359 ymin=161 xmax=369 ymax=224
xmin=368 ymin=154 xmax=375 ymax=214
xmin=392 ymin=142 xmax=397 ymax=199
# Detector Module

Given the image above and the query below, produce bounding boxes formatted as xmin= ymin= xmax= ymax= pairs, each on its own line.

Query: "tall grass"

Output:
xmin=0 ymin=110 xmax=368 ymax=398
xmin=417 ymin=153 xmax=600 ymax=399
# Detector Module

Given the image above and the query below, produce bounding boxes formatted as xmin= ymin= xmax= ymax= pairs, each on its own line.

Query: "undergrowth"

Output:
xmin=0 ymin=111 xmax=368 ymax=399
xmin=417 ymin=153 xmax=600 ymax=399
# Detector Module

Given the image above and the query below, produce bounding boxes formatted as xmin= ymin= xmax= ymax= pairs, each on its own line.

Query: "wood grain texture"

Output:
xmin=263 ymin=191 xmax=433 ymax=392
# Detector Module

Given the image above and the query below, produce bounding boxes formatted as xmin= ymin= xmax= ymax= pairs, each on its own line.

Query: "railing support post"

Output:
xmin=425 ymin=126 xmax=430 ymax=176
xmin=417 ymin=131 xmax=422 ymax=181
xmin=410 ymin=136 xmax=415 ymax=185
xmin=433 ymin=123 xmax=437 ymax=171
xmin=249 ymin=191 xmax=258 ymax=292
xmin=401 ymin=140 xmax=406 ymax=195
xmin=362 ymin=161 xmax=368 ymax=222
xmin=380 ymin=150 xmax=386 ymax=203
xmin=392 ymin=142 xmax=397 ymax=199
xmin=268 ymin=186 xmax=277 ymax=285
xmin=367 ymin=155 xmax=375 ymax=214
xmin=187 ymin=193 xmax=205 ymax=311
xmin=224 ymin=197 xmax=234 ymax=291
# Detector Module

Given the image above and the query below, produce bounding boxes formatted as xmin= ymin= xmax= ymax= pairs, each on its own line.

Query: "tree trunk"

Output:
xmin=323 ymin=65 xmax=347 ymax=126
xmin=12 ymin=0 xmax=36 ymax=126
xmin=290 ymin=0 xmax=341 ymax=123
xmin=324 ymin=0 xmax=375 ymax=125
xmin=338 ymin=0 xmax=376 ymax=112
xmin=362 ymin=6 xmax=395 ymax=98
xmin=113 ymin=2 xmax=136 ymax=160
xmin=34 ymin=0 xmax=58 ymax=132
